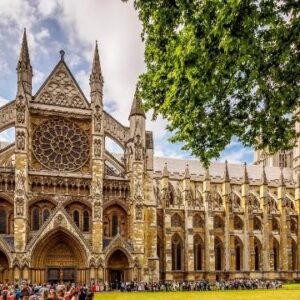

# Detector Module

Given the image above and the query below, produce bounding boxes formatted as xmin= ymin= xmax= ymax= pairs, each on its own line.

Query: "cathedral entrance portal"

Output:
xmin=107 ymin=249 xmax=130 ymax=287
xmin=31 ymin=230 xmax=88 ymax=283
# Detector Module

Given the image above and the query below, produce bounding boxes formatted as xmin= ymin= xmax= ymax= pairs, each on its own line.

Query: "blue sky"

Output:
xmin=0 ymin=0 xmax=253 ymax=164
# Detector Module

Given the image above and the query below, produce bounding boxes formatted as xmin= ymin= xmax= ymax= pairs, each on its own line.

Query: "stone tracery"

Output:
xmin=32 ymin=118 xmax=90 ymax=171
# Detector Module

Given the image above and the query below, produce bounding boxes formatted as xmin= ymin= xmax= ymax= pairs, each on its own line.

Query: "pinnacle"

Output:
xmin=91 ymin=41 xmax=102 ymax=76
xmin=204 ymin=167 xmax=210 ymax=181
xmin=224 ymin=160 xmax=230 ymax=182
xmin=243 ymin=162 xmax=249 ymax=184
xmin=261 ymin=165 xmax=268 ymax=185
xmin=129 ymin=85 xmax=146 ymax=118
xmin=162 ymin=162 xmax=169 ymax=177
xmin=278 ymin=167 xmax=285 ymax=187
xmin=19 ymin=28 xmax=30 ymax=64
xmin=184 ymin=163 xmax=190 ymax=179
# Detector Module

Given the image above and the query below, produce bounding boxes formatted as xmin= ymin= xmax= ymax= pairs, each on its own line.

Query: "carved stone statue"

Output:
xmin=16 ymin=131 xmax=25 ymax=150
xmin=94 ymin=200 xmax=102 ymax=219
xmin=134 ymin=134 xmax=144 ymax=161
xmin=94 ymin=106 xmax=102 ymax=133
xmin=135 ymin=205 xmax=143 ymax=220
xmin=16 ymin=95 xmax=26 ymax=124
xmin=15 ymin=197 xmax=24 ymax=216
xmin=94 ymin=139 xmax=101 ymax=157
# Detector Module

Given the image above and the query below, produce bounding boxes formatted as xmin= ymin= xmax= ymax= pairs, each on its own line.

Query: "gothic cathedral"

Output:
xmin=0 ymin=31 xmax=299 ymax=284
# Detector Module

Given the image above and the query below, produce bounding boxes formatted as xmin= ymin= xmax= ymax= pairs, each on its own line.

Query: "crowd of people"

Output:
xmin=105 ymin=279 xmax=283 ymax=292
xmin=0 ymin=279 xmax=283 ymax=300
xmin=0 ymin=283 xmax=93 ymax=300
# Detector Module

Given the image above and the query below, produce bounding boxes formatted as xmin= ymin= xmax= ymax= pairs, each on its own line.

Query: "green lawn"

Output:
xmin=95 ymin=284 xmax=300 ymax=300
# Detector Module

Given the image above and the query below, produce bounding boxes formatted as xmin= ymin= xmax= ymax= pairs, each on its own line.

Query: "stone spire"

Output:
xmin=129 ymin=86 xmax=146 ymax=119
xmin=261 ymin=165 xmax=268 ymax=185
xmin=243 ymin=162 xmax=249 ymax=184
xmin=278 ymin=168 xmax=285 ymax=187
xmin=162 ymin=162 xmax=169 ymax=178
xmin=90 ymin=41 xmax=103 ymax=101
xmin=17 ymin=28 xmax=32 ymax=96
xmin=19 ymin=28 xmax=30 ymax=64
xmin=224 ymin=160 xmax=230 ymax=182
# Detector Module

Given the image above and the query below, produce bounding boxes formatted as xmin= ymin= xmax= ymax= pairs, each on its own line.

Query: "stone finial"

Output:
xmin=162 ymin=162 xmax=169 ymax=178
xmin=129 ymin=85 xmax=146 ymax=119
xmin=278 ymin=167 xmax=285 ymax=187
xmin=261 ymin=165 xmax=268 ymax=185
xmin=59 ymin=50 xmax=65 ymax=60
xmin=242 ymin=162 xmax=249 ymax=184
xmin=223 ymin=160 xmax=230 ymax=182
xmin=18 ymin=28 xmax=30 ymax=64
xmin=184 ymin=163 xmax=190 ymax=179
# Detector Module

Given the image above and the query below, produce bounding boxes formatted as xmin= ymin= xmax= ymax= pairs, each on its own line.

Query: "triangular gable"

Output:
xmin=33 ymin=60 xmax=90 ymax=109
xmin=26 ymin=205 xmax=91 ymax=255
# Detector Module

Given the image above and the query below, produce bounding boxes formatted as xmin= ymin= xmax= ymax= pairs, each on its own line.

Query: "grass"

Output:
xmin=95 ymin=284 xmax=300 ymax=300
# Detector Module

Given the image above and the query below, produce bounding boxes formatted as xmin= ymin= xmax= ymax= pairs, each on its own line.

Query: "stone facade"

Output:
xmin=0 ymin=31 xmax=300 ymax=284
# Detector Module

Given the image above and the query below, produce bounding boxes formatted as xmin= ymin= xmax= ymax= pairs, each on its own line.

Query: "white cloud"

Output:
xmin=0 ymin=96 xmax=10 ymax=106
xmin=217 ymin=148 xmax=253 ymax=164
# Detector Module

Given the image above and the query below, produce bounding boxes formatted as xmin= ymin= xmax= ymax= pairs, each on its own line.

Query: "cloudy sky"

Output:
xmin=0 ymin=0 xmax=253 ymax=164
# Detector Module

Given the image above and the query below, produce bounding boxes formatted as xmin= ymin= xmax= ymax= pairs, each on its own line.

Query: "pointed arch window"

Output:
xmin=112 ymin=215 xmax=118 ymax=236
xmin=194 ymin=235 xmax=203 ymax=271
xmin=83 ymin=211 xmax=90 ymax=232
xmin=32 ymin=207 xmax=40 ymax=231
xmin=172 ymin=234 xmax=182 ymax=271
xmin=73 ymin=210 xmax=80 ymax=227
xmin=214 ymin=238 xmax=223 ymax=271
xmin=254 ymin=238 xmax=262 ymax=271
xmin=42 ymin=208 xmax=50 ymax=223
xmin=0 ymin=210 xmax=7 ymax=234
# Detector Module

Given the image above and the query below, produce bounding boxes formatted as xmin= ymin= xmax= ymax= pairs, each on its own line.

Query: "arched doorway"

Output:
xmin=107 ymin=249 xmax=130 ymax=286
xmin=31 ymin=230 xmax=88 ymax=283
xmin=0 ymin=250 xmax=9 ymax=283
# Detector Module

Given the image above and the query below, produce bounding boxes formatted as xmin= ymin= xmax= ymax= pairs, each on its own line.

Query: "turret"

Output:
xmin=241 ymin=162 xmax=249 ymax=209
xmin=17 ymin=28 xmax=32 ymax=97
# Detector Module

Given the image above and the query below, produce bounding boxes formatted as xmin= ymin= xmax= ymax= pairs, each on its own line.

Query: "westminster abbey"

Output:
xmin=0 ymin=30 xmax=299 ymax=284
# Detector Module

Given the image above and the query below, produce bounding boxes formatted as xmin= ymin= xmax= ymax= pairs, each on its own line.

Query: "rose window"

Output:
xmin=32 ymin=118 xmax=90 ymax=171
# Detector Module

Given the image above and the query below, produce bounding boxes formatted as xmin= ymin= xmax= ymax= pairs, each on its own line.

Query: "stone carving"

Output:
xmin=94 ymin=139 xmax=102 ymax=158
xmin=32 ymin=118 xmax=90 ymax=171
xmin=15 ymin=197 xmax=24 ymax=216
xmin=135 ymin=204 xmax=143 ymax=220
xmin=134 ymin=134 xmax=144 ymax=161
xmin=94 ymin=105 xmax=102 ymax=133
xmin=94 ymin=201 xmax=102 ymax=220
xmin=15 ymin=171 xmax=25 ymax=196
xmin=16 ymin=95 xmax=26 ymax=124
xmin=16 ymin=130 xmax=25 ymax=150
xmin=34 ymin=65 xmax=88 ymax=109
xmin=91 ymin=178 xmax=102 ymax=197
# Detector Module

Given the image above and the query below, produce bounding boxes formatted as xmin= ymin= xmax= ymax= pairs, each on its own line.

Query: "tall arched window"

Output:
xmin=42 ymin=209 xmax=50 ymax=223
xmin=273 ymin=238 xmax=280 ymax=271
xmin=235 ymin=237 xmax=243 ymax=271
xmin=32 ymin=208 xmax=40 ymax=231
xmin=172 ymin=234 xmax=182 ymax=271
xmin=73 ymin=210 xmax=80 ymax=227
xmin=214 ymin=238 xmax=223 ymax=271
xmin=112 ymin=215 xmax=118 ymax=236
xmin=0 ymin=210 xmax=7 ymax=234
xmin=194 ymin=235 xmax=203 ymax=271
xmin=83 ymin=211 xmax=90 ymax=232
xmin=254 ymin=237 xmax=261 ymax=271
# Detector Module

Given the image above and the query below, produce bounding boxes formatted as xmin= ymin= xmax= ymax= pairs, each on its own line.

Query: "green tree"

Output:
xmin=124 ymin=0 xmax=299 ymax=166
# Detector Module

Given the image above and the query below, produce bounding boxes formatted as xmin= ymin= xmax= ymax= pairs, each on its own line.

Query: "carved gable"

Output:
xmin=33 ymin=61 xmax=89 ymax=109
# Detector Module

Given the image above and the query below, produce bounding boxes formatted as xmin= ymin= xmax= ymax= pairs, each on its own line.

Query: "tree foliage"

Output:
xmin=124 ymin=0 xmax=300 ymax=166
